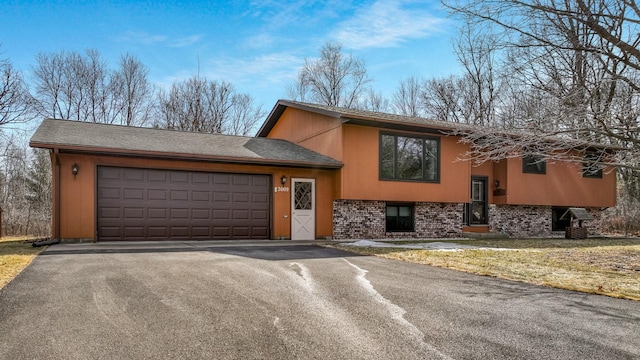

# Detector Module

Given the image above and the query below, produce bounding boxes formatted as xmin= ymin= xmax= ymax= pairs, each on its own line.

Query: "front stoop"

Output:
xmin=462 ymin=232 xmax=509 ymax=239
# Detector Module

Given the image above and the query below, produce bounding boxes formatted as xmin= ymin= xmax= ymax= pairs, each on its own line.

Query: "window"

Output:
xmin=522 ymin=154 xmax=546 ymax=174
xmin=386 ymin=204 xmax=414 ymax=232
xmin=552 ymin=207 xmax=570 ymax=231
xmin=380 ymin=132 xmax=439 ymax=182
xmin=583 ymin=153 xmax=603 ymax=178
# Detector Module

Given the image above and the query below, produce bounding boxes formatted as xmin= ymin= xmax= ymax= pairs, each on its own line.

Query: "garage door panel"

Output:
xmin=124 ymin=227 xmax=144 ymax=238
xmin=123 ymin=208 xmax=145 ymax=219
xmin=233 ymin=193 xmax=250 ymax=202
xmin=148 ymin=208 xmax=168 ymax=219
xmin=253 ymin=210 xmax=268 ymax=220
xmin=170 ymin=172 xmax=189 ymax=183
xmin=148 ymin=189 xmax=168 ymax=201
xmin=98 ymin=167 xmax=270 ymax=241
xmin=192 ymin=191 xmax=210 ymax=201
xmin=148 ymin=227 xmax=168 ymax=238
xmin=100 ymin=188 xmax=121 ymax=199
xmin=124 ymin=168 xmax=145 ymax=181
xmin=252 ymin=227 xmax=269 ymax=237
xmin=147 ymin=170 xmax=168 ymax=182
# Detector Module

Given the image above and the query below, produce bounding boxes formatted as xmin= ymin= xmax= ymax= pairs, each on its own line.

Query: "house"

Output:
xmin=29 ymin=100 xmax=616 ymax=242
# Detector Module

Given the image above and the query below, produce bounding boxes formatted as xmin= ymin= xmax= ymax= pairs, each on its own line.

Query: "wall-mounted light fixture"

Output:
xmin=71 ymin=163 xmax=79 ymax=178
xmin=494 ymin=179 xmax=500 ymax=188
xmin=280 ymin=175 xmax=287 ymax=185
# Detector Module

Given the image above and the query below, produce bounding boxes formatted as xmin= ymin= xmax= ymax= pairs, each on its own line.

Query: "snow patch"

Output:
xmin=343 ymin=259 xmax=454 ymax=360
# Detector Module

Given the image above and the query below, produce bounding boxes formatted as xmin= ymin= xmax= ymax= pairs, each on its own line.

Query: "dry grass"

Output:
xmin=336 ymin=238 xmax=640 ymax=301
xmin=0 ymin=236 xmax=46 ymax=290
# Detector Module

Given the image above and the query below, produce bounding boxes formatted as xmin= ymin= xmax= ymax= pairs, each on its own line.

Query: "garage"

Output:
xmin=97 ymin=166 xmax=270 ymax=241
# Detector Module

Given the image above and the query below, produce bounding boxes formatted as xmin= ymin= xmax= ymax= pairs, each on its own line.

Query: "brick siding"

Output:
xmin=332 ymin=200 xmax=602 ymax=239
xmin=332 ymin=200 xmax=463 ymax=239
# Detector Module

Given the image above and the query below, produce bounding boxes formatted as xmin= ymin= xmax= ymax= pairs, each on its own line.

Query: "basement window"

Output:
xmin=386 ymin=204 xmax=414 ymax=232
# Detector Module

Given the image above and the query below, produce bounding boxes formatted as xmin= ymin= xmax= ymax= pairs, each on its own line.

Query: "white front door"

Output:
xmin=291 ymin=178 xmax=315 ymax=240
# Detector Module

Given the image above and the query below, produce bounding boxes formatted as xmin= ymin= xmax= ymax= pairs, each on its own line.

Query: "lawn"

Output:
xmin=0 ymin=236 xmax=46 ymax=290
xmin=335 ymin=238 xmax=640 ymax=301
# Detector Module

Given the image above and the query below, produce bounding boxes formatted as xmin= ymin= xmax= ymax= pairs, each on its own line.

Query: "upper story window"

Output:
xmin=380 ymin=132 xmax=440 ymax=182
xmin=583 ymin=152 xmax=603 ymax=178
xmin=522 ymin=154 xmax=546 ymax=174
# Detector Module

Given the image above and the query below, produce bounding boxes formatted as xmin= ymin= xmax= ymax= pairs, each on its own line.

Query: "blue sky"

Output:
xmin=2 ymin=0 xmax=462 ymax=111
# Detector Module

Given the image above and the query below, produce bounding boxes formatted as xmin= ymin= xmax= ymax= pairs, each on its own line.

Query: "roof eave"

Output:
xmin=256 ymin=100 xmax=343 ymax=137
xmin=29 ymin=142 xmax=344 ymax=169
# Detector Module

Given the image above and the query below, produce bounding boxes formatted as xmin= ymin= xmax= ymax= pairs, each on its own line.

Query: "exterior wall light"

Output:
xmin=494 ymin=179 xmax=500 ymax=188
xmin=71 ymin=163 xmax=79 ymax=178
xmin=280 ymin=175 xmax=287 ymax=185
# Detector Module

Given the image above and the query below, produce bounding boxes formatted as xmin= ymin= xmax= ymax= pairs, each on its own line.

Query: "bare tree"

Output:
xmin=0 ymin=45 xmax=33 ymax=128
xmin=421 ymin=75 xmax=471 ymax=123
xmin=224 ymin=94 xmax=265 ymax=136
xmin=358 ymin=89 xmax=390 ymax=113
xmin=453 ymin=23 xmax=504 ymax=127
xmin=111 ymin=53 xmax=154 ymax=126
xmin=24 ymin=148 xmax=51 ymax=236
xmin=443 ymin=0 xmax=640 ymax=153
xmin=157 ymin=77 xmax=264 ymax=135
xmin=392 ymin=76 xmax=424 ymax=117
xmin=32 ymin=49 xmax=152 ymax=125
xmin=289 ymin=42 xmax=371 ymax=109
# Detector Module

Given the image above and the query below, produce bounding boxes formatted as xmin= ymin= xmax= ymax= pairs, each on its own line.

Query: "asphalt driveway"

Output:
xmin=0 ymin=242 xmax=638 ymax=359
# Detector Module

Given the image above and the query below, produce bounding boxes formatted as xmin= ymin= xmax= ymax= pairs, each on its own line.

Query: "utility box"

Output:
xmin=561 ymin=207 xmax=593 ymax=239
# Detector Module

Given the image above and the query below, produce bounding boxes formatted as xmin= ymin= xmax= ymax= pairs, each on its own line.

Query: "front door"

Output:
xmin=467 ymin=176 xmax=488 ymax=225
xmin=291 ymin=178 xmax=315 ymax=240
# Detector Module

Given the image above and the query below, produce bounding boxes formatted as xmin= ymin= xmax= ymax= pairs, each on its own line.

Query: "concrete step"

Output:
xmin=462 ymin=232 xmax=509 ymax=239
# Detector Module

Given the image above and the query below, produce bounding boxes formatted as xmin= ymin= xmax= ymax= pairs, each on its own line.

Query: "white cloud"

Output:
xmin=157 ymin=52 xmax=303 ymax=90
xmin=169 ymin=35 xmax=204 ymax=48
xmin=117 ymin=31 xmax=202 ymax=48
xmin=331 ymin=0 xmax=445 ymax=49
xmin=205 ymin=52 xmax=303 ymax=85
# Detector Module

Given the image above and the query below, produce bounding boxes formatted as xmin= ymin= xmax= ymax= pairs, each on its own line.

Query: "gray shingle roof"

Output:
xmin=30 ymin=119 xmax=343 ymax=168
xmin=257 ymin=100 xmax=619 ymax=152
xmin=257 ymin=100 xmax=476 ymax=137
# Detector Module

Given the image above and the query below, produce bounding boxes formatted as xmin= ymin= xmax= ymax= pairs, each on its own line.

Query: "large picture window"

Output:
xmin=386 ymin=204 xmax=414 ymax=232
xmin=380 ymin=132 xmax=439 ymax=182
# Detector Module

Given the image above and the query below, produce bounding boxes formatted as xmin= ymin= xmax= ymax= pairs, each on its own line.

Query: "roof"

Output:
xmin=30 ymin=119 xmax=343 ymax=169
xmin=560 ymin=207 xmax=594 ymax=221
xmin=257 ymin=100 xmax=476 ymax=137
xmin=257 ymin=100 xmax=621 ymax=152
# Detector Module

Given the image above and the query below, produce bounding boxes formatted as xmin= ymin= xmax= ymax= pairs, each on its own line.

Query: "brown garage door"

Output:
xmin=97 ymin=167 xmax=270 ymax=241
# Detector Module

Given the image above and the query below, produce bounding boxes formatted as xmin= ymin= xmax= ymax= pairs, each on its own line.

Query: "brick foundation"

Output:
xmin=332 ymin=200 xmax=463 ymax=239
xmin=332 ymin=200 xmax=603 ymax=239
xmin=489 ymin=205 xmax=552 ymax=237
xmin=489 ymin=205 xmax=603 ymax=237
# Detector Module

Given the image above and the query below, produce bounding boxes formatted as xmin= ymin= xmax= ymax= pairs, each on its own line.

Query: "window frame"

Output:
xmin=582 ymin=153 xmax=603 ymax=178
xmin=385 ymin=203 xmax=415 ymax=233
xmin=522 ymin=154 xmax=546 ymax=174
xmin=379 ymin=131 xmax=440 ymax=183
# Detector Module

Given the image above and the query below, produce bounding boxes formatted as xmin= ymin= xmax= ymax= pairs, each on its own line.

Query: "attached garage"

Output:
xmin=29 ymin=119 xmax=342 ymax=242
xmin=97 ymin=167 xmax=270 ymax=241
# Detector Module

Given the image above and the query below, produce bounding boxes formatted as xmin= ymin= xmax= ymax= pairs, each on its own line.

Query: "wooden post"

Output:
xmin=0 ymin=206 xmax=3 ymax=239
